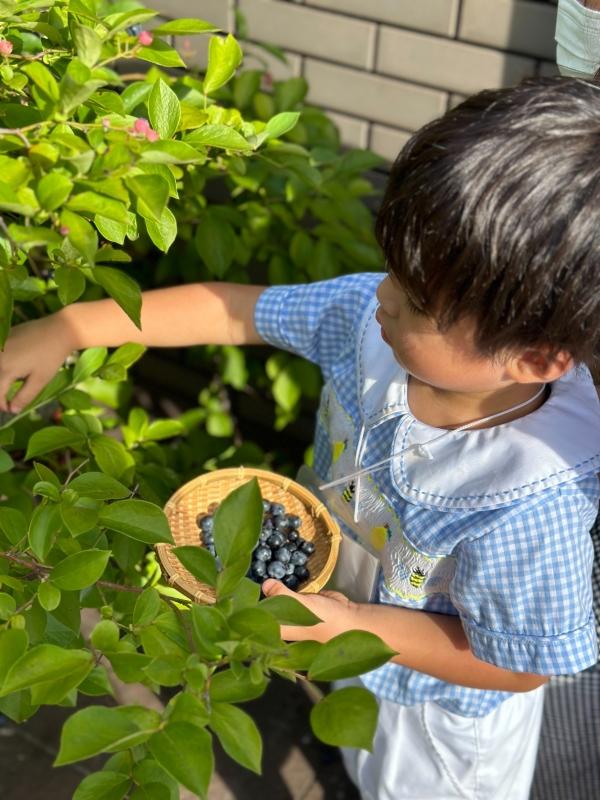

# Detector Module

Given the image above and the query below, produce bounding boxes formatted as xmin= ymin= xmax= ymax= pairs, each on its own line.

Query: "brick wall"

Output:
xmin=152 ymin=0 xmax=560 ymax=161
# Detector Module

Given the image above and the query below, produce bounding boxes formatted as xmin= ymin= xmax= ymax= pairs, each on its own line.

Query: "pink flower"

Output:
xmin=0 ymin=40 xmax=13 ymax=56
xmin=138 ymin=30 xmax=153 ymax=46
xmin=59 ymin=226 xmax=70 ymax=236
xmin=145 ymin=129 xmax=159 ymax=142
xmin=133 ymin=117 xmax=150 ymax=134
xmin=101 ymin=117 xmax=111 ymax=129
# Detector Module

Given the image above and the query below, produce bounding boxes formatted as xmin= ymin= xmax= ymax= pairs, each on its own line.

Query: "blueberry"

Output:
xmin=262 ymin=500 xmax=271 ymax=513
xmin=290 ymin=550 xmax=308 ymax=566
xmin=285 ymin=562 xmax=296 ymax=575
xmin=286 ymin=540 xmax=298 ymax=552
xmin=270 ymin=502 xmax=285 ymax=516
xmin=262 ymin=518 xmax=274 ymax=531
xmin=252 ymin=560 xmax=267 ymax=577
xmin=255 ymin=545 xmax=272 ymax=562
xmin=283 ymin=574 xmax=300 ymax=590
xmin=197 ymin=514 xmax=214 ymax=533
xmin=274 ymin=546 xmax=291 ymax=564
xmin=287 ymin=530 xmax=299 ymax=543
xmin=275 ymin=516 xmax=289 ymax=532
xmin=294 ymin=565 xmax=309 ymax=581
xmin=259 ymin=530 xmax=270 ymax=543
xmin=207 ymin=544 xmax=216 ymax=556
xmin=301 ymin=540 xmax=315 ymax=555
xmin=286 ymin=514 xmax=301 ymax=529
xmin=267 ymin=532 xmax=285 ymax=549
xmin=267 ymin=561 xmax=286 ymax=579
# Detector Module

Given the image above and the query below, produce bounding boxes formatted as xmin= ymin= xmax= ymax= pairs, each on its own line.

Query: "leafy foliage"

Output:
xmin=0 ymin=0 xmax=390 ymax=796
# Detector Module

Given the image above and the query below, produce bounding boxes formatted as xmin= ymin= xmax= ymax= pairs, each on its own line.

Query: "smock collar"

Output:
xmin=357 ymin=296 xmax=600 ymax=510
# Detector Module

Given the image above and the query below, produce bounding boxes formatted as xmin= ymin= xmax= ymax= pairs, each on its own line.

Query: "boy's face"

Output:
xmin=375 ymin=274 xmax=513 ymax=393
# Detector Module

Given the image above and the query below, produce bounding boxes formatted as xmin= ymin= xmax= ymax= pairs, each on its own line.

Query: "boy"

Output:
xmin=2 ymin=77 xmax=600 ymax=798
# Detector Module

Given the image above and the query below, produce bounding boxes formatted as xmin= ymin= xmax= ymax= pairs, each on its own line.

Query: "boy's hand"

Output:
xmin=0 ymin=313 xmax=75 ymax=413
xmin=262 ymin=579 xmax=358 ymax=643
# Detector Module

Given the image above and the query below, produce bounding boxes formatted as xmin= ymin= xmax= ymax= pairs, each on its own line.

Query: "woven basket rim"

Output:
xmin=156 ymin=466 xmax=341 ymax=603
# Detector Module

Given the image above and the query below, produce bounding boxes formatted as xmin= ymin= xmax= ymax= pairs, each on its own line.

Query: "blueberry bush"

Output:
xmin=0 ymin=1 xmax=391 ymax=796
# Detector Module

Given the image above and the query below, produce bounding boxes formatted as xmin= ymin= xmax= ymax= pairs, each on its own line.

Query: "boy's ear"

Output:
xmin=510 ymin=348 xmax=574 ymax=383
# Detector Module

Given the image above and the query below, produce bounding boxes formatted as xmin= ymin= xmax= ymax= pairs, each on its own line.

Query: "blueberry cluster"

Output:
xmin=196 ymin=499 xmax=315 ymax=591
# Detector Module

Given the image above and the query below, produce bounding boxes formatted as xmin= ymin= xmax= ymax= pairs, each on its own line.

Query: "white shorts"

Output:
xmin=338 ymin=680 xmax=546 ymax=800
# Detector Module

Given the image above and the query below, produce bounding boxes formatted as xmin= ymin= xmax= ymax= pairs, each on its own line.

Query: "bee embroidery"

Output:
xmin=409 ymin=567 xmax=427 ymax=589
xmin=341 ymin=480 xmax=356 ymax=503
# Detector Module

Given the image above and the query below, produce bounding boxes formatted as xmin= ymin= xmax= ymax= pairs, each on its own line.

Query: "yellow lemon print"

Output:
xmin=332 ymin=439 xmax=346 ymax=463
xmin=370 ymin=526 xmax=388 ymax=551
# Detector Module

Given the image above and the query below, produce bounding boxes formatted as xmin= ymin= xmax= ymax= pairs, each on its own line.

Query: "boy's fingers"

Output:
xmin=262 ymin=578 xmax=292 ymax=597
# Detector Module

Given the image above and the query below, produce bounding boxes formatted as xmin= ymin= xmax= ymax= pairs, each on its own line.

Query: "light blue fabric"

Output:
xmin=556 ymin=0 xmax=600 ymax=78
xmin=255 ymin=273 xmax=600 ymax=717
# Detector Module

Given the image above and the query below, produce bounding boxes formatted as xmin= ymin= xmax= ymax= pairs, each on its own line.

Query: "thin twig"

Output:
xmin=0 ymin=127 xmax=30 ymax=148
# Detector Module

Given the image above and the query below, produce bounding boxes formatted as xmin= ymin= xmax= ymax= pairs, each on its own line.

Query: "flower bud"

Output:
xmin=133 ymin=117 xmax=150 ymax=134
xmin=146 ymin=129 xmax=159 ymax=142
xmin=59 ymin=225 xmax=70 ymax=236
xmin=138 ymin=30 xmax=153 ymax=46
xmin=0 ymin=40 xmax=13 ymax=56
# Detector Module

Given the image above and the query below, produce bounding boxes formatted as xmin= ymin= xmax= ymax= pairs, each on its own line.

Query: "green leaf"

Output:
xmin=23 ymin=61 xmax=59 ymax=101
xmin=141 ymin=140 xmax=203 ymax=165
xmin=90 ymin=619 xmax=120 ymax=652
xmin=190 ymin=605 xmax=229 ymax=660
xmin=138 ymin=40 xmax=185 ymax=69
xmin=24 ymin=368 xmax=71 ymax=412
xmin=28 ymin=503 xmax=62 ymax=561
xmin=215 ymin=555 xmax=251 ymax=597
xmin=274 ymin=77 xmax=308 ymax=111
xmin=99 ymin=499 xmax=174 ymax=545
xmin=308 ymin=631 xmax=396 ymax=681
xmin=89 ymin=435 xmax=135 ymax=480
xmin=203 ymin=34 xmax=243 ymax=95
xmin=147 ymin=723 xmax=214 ymax=798
xmin=228 ymin=607 xmax=280 ymax=646
xmin=95 ymin=215 xmax=127 ymax=245
xmin=0 ymin=448 xmax=14 ymax=473
xmin=126 ymin=174 xmax=169 ymax=223
xmin=152 ymin=19 xmax=219 ymax=35
xmin=195 ymin=212 xmax=235 ymax=278
xmin=1 ymin=645 xmax=92 ymax=696
xmin=259 ymin=595 xmax=321 ymax=626
xmin=209 ymin=667 xmax=267 ymax=704
xmin=148 ymin=80 xmax=181 ymax=140
xmin=0 ymin=628 xmax=28 ymax=685
xmin=61 ymin=209 xmax=98 ymax=265
xmin=172 ymin=545 xmax=217 ymax=587
xmin=72 ymin=24 xmax=103 ymax=68
xmin=50 ymin=549 xmax=110 ymax=591
xmin=60 ymin=497 xmax=100 ymax=536
xmin=269 ymin=640 xmax=322 ymax=672
xmin=133 ymin=587 xmax=161 ymax=627
xmin=0 ymin=269 xmax=12 ymax=350
xmin=145 ymin=206 xmax=177 ymax=253
xmin=73 ymin=772 xmax=130 ymax=800
xmin=93 ymin=267 xmax=142 ymax=329
xmin=69 ymin=472 xmax=129 ymax=500
xmin=0 ymin=592 xmax=16 ymax=619
xmin=310 ymin=686 xmax=378 ymax=750
xmin=210 ymin=703 xmax=262 ymax=774
xmin=26 ymin=427 xmax=85 ymax=460
xmin=37 ymin=580 xmax=61 ymax=612
xmin=68 ymin=192 xmax=127 ymax=223
xmin=107 ymin=343 xmax=146 ymax=369
xmin=36 ymin=173 xmax=73 ymax=211
xmin=106 ymin=652 xmax=152 ymax=683
xmin=212 ymin=478 xmax=262 ymax=567
xmin=143 ymin=654 xmax=185 ymax=687
xmin=0 ymin=506 xmax=28 ymax=545
xmin=78 ymin=666 xmax=115 ymax=698
xmin=143 ymin=419 xmax=183 ymax=441
xmin=73 ymin=347 xmax=108 ymax=383
xmin=129 ymin=782 xmax=170 ymax=800
xmin=256 ymin=112 xmax=300 ymax=147
xmin=54 ymin=267 xmax=86 ymax=305
xmin=186 ymin=124 xmax=251 ymax=151
xmin=55 ymin=706 xmax=160 ymax=766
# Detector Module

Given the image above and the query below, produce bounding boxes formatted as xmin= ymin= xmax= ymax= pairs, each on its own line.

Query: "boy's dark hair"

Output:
xmin=375 ymin=77 xmax=600 ymax=363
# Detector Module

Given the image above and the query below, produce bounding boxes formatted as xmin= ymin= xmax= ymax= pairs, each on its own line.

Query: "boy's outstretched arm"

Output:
xmin=262 ymin=579 xmax=549 ymax=693
xmin=0 ymin=282 xmax=266 ymax=411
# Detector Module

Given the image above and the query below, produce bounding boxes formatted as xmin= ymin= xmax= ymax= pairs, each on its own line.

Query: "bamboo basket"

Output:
xmin=156 ymin=466 xmax=341 ymax=604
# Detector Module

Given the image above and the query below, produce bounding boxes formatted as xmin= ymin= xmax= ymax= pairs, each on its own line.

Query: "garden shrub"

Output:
xmin=0 ymin=1 xmax=390 ymax=796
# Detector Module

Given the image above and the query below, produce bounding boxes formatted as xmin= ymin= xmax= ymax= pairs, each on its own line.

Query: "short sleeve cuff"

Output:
xmin=463 ymin=616 xmax=598 ymax=675
xmin=254 ymin=285 xmax=294 ymax=350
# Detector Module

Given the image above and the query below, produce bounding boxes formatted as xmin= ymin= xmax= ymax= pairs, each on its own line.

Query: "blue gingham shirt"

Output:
xmin=255 ymin=273 xmax=600 ymax=717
